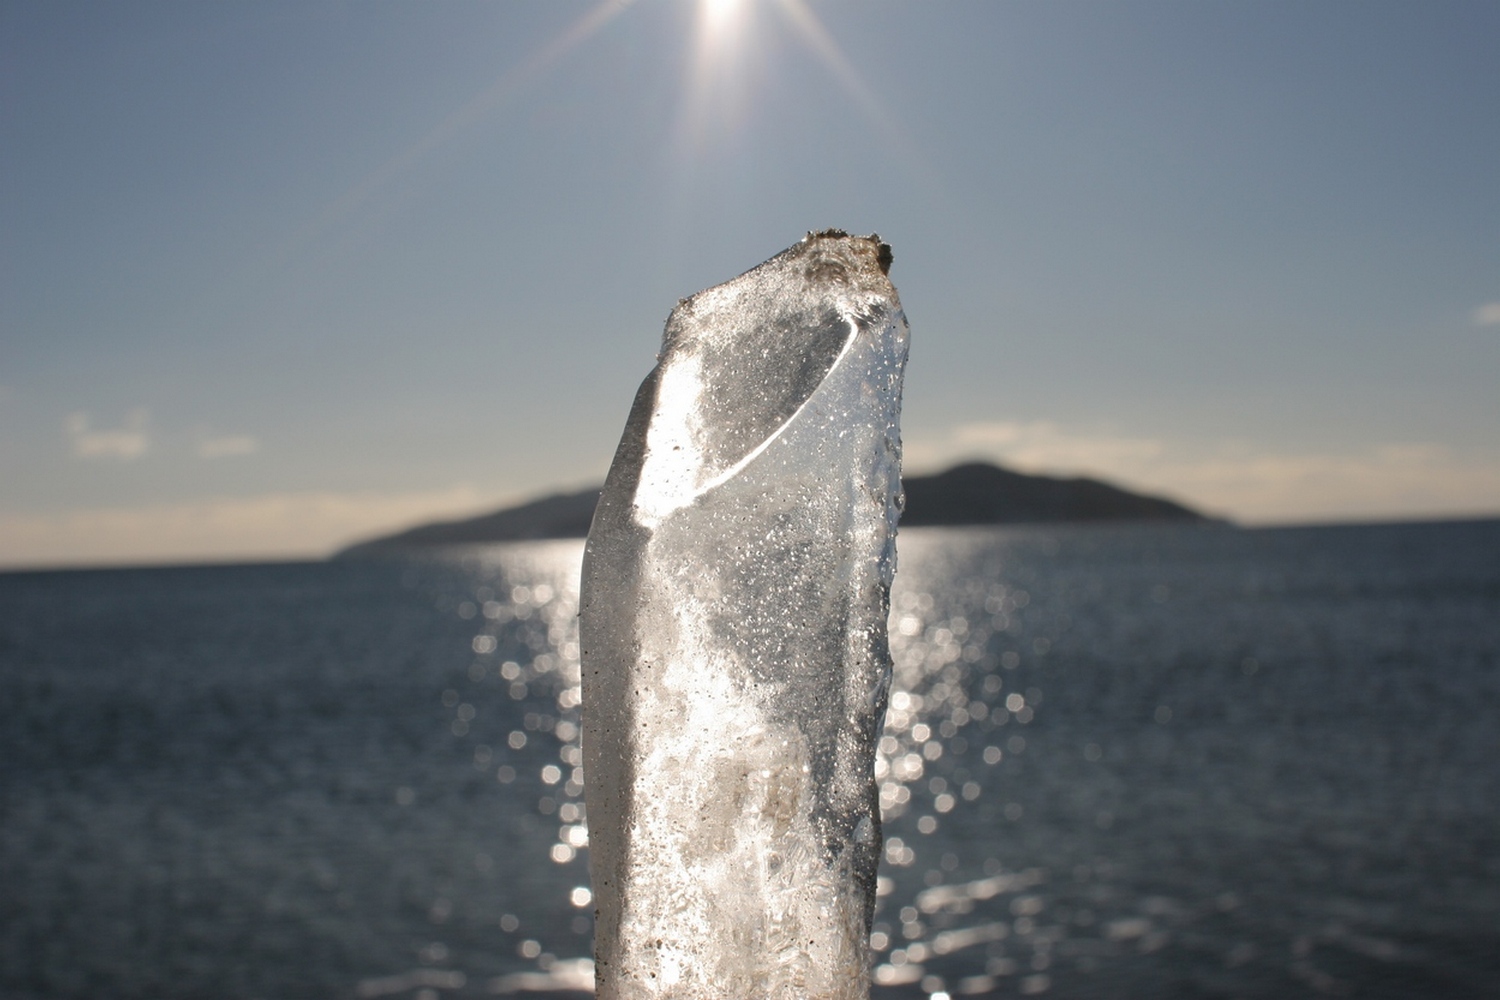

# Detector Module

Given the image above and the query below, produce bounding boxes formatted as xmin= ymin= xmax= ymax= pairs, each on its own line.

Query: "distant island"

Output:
xmin=336 ymin=462 xmax=1210 ymax=558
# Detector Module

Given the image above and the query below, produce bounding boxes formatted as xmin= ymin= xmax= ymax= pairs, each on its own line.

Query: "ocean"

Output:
xmin=2 ymin=520 xmax=1498 ymax=999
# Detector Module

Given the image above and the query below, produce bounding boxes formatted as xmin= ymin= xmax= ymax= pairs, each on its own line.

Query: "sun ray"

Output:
xmin=680 ymin=0 xmax=756 ymax=142
xmin=285 ymin=0 xmax=634 ymax=254
xmin=662 ymin=0 xmax=942 ymax=273
xmin=771 ymin=0 xmax=935 ymax=190
xmin=773 ymin=0 xmax=895 ymax=141
xmin=665 ymin=0 xmax=760 ymax=215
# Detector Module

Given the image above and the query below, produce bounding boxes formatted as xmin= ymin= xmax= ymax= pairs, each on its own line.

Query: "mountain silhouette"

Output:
xmin=336 ymin=461 xmax=1209 ymax=557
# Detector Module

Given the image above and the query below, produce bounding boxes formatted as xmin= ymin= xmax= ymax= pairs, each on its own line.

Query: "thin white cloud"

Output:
xmin=197 ymin=434 xmax=260 ymax=459
xmin=66 ymin=409 xmax=150 ymax=460
xmin=1138 ymin=443 xmax=1500 ymax=524
xmin=906 ymin=419 xmax=1500 ymax=525
xmin=947 ymin=420 xmax=1166 ymax=469
xmin=1473 ymin=302 xmax=1500 ymax=326
xmin=0 ymin=485 xmax=493 ymax=570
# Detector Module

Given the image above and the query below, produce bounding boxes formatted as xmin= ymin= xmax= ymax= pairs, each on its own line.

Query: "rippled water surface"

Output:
xmin=3 ymin=521 xmax=1498 ymax=999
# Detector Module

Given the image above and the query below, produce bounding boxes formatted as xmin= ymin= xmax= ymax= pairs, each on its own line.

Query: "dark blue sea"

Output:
xmin=3 ymin=521 xmax=1498 ymax=1000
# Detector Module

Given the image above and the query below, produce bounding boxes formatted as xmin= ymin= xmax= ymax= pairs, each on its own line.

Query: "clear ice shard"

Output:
xmin=580 ymin=231 xmax=908 ymax=999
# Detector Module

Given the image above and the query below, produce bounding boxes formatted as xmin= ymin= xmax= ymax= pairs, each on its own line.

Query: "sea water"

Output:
xmin=2 ymin=520 xmax=1498 ymax=999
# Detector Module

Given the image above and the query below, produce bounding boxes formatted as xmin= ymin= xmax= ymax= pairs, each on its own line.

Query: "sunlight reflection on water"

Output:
xmin=407 ymin=522 xmax=1500 ymax=998
xmin=3 ymin=521 xmax=1496 ymax=999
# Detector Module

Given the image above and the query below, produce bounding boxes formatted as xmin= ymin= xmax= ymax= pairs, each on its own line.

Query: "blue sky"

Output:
xmin=3 ymin=0 xmax=1498 ymax=567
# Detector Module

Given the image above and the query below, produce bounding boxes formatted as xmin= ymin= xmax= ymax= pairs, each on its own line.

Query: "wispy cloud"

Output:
xmin=197 ymin=434 xmax=260 ymax=459
xmin=944 ymin=420 xmax=1166 ymax=470
xmin=0 ymin=485 xmax=493 ymax=570
xmin=1133 ymin=443 xmax=1500 ymax=525
xmin=906 ymin=419 xmax=1500 ymax=524
xmin=1473 ymin=302 xmax=1500 ymax=326
xmin=66 ymin=409 xmax=149 ymax=460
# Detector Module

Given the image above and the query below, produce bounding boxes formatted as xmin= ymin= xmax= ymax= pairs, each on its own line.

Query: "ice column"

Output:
xmin=580 ymin=231 xmax=908 ymax=999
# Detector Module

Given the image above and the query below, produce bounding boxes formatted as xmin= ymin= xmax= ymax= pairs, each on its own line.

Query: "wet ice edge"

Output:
xmin=580 ymin=232 xmax=909 ymax=999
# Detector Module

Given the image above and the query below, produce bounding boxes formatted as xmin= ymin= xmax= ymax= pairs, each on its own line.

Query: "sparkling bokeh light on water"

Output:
xmin=3 ymin=521 xmax=1499 ymax=998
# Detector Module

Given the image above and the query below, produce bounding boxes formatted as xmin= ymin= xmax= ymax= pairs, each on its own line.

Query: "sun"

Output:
xmin=701 ymin=0 xmax=747 ymax=32
xmin=698 ymin=0 xmax=751 ymax=51
xmin=674 ymin=0 xmax=757 ymax=165
xmin=667 ymin=0 xmax=912 ymax=183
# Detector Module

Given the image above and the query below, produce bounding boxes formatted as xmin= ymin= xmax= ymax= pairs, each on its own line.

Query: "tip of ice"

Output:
xmin=802 ymin=229 xmax=894 ymax=275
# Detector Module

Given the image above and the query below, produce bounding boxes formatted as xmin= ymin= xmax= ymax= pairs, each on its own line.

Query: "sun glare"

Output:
xmin=662 ymin=0 xmax=927 ymax=232
xmin=679 ymin=0 xmax=757 ymax=151
xmin=698 ymin=0 xmax=752 ymax=55
xmin=291 ymin=0 xmax=916 ymax=256
xmin=702 ymin=0 xmax=746 ymax=33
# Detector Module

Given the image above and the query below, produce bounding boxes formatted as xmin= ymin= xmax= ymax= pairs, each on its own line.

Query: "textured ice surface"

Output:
xmin=580 ymin=232 xmax=908 ymax=999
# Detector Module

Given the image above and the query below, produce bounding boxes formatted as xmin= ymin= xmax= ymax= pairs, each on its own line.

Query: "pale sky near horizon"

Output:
xmin=3 ymin=0 xmax=1498 ymax=568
